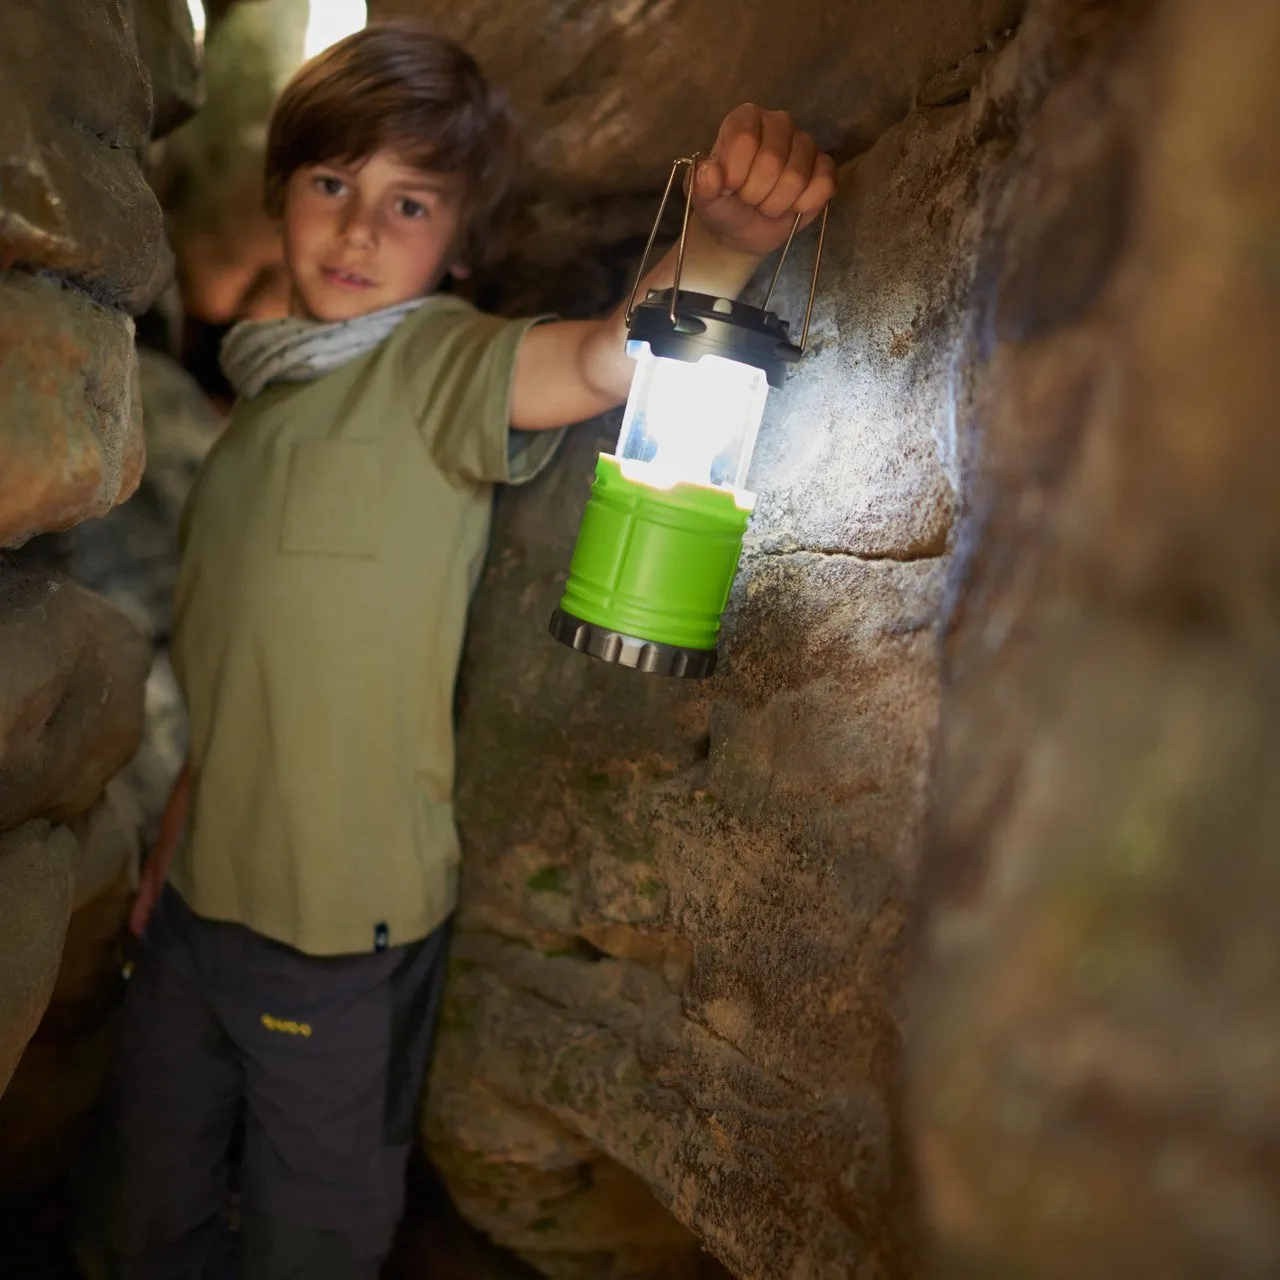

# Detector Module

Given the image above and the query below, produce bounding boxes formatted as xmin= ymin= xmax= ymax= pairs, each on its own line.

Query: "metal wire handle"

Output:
xmin=624 ymin=153 xmax=831 ymax=352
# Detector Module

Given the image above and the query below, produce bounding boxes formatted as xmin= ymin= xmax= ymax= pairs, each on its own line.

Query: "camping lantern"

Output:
xmin=549 ymin=153 xmax=829 ymax=678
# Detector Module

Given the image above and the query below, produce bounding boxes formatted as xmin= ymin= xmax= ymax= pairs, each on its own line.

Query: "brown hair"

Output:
xmin=263 ymin=23 xmax=518 ymax=263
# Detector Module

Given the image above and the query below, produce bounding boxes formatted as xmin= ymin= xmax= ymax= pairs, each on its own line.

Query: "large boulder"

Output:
xmin=0 ymin=0 xmax=198 ymax=1123
xmin=912 ymin=0 xmax=1280 ymax=1274
xmin=0 ymin=276 xmax=143 ymax=549
xmin=27 ymin=349 xmax=224 ymax=640
xmin=421 ymin=0 xmax=1280 ymax=1274
xmin=425 ymin=42 xmax=956 ymax=1269
xmin=154 ymin=0 xmax=307 ymax=325
xmin=23 ymin=350 xmax=224 ymax=844
xmin=0 ymin=0 xmax=171 ymax=312
xmin=0 ymin=0 xmax=202 ymax=548
xmin=0 ymin=561 xmax=150 ymax=832
xmin=0 ymin=785 xmax=140 ymax=1193
xmin=0 ymin=822 xmax=78 ymax=1096
xmin=369 ymin=0 xmax=1023 ymax=199
xmin=132 ymin=0 xmax=205 ymax=137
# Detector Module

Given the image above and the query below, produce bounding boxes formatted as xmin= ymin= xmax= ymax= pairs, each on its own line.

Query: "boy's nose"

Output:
xmin=340 ymin=206 xmax=377 ymax=247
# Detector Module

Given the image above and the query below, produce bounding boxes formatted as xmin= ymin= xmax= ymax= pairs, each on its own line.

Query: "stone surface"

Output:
xmin=0 ymin=0 xmax=200 ymax=548
xmin=0 ymin=821 xmax=78 ymax=1096
xmin=427 ymin=78 xmax=953 ymax=1266
xmin=70 ymin=779 xmax=142 ymax=915
xmin=0 ymin=560 xmax=151 ymax=831
xmin=0 ymin=274 xmax=144 ymax=549
xmin=0 ymin=0 xmax=200 ymax=1156
xmin=0 ymin=1 xmax=171 ymax=312
xmin=0 ymin=5 xmax=1271 ymax=1280
xmin=133 ymin=0 xmax=205 ymax=138
xmin=22 ymin=351 xmax=224 ymax=845
xmin=25 ymin=349 xmax=224 ymax=640
xmin=0 ymin=786 xmax=139 ymax=1194
xmin=912 ymin=0 xmax=1280 ymax=1275
xmin=424 ymin=0 xmax=1280 ymax=1273
xmin=371 ymin=0 xmax=1023 ymax=201
xmin=154 ymin=0 xmax=307 ymax=325
xmin=428 ymin=1055 xmax=730 ymax=1278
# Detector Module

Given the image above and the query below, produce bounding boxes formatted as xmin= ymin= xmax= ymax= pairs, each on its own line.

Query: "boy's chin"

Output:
xmin=294 ymin=284 xmax=424 ymax=324
xmin=297 ymin=296 xmax=385 ymax=323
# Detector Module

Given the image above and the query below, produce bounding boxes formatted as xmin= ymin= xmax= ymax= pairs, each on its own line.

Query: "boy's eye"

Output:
xmin=314 ymin=174 xmax=346 ymax=196
xmin=397 ymin=197 xmax=428 ymax=219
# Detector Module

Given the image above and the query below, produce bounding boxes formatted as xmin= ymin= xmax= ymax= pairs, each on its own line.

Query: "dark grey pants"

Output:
xmin=85 ymin=886 xmax=450 ymax=1280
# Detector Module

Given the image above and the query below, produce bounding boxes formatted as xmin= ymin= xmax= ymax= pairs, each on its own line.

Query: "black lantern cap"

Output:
xmin=627 ymin=288 xmax=803 ymax=389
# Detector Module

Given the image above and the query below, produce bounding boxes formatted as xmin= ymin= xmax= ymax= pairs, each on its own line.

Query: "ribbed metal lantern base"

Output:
xmin=549 ymin=608 xmax=717 ymax=680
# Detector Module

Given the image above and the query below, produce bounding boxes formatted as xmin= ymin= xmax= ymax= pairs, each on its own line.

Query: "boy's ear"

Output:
xmin=448 ymin=261 xmax=472 ymax=281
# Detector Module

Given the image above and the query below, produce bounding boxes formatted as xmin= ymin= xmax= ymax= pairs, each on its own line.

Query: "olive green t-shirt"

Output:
xmin=169 ymin=295 xmax=558 ymax=956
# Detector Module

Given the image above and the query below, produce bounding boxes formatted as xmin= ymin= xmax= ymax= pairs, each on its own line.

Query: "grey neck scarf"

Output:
xmin=219 ymin=297 xmax=428 ymax=399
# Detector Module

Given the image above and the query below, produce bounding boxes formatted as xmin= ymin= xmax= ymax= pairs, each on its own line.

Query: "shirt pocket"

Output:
xmin=278 ymin=441 xmax=381 ymax=558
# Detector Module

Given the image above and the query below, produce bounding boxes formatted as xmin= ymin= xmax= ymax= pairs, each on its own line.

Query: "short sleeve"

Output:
xmin=399 ymin=298 xmax=565 ymax=487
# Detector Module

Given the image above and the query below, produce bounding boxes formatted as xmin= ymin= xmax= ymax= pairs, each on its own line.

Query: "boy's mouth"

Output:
xmin=321 ymin=265 xmax=376 ymax=290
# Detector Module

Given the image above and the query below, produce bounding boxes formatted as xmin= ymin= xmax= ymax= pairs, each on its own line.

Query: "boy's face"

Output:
xmin=282 ymin=150 xmax=468 ymax=322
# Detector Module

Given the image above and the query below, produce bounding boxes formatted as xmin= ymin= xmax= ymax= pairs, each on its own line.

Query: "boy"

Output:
xmin=104 ymin=21 xmax=834 ymax=1280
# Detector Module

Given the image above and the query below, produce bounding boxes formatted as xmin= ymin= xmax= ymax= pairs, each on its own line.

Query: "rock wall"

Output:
xmin=418 ymin=14 xmax=972 ymax=1280
xmin=154 ymin=0 xmax=306 ymax=327
xmin=0 ymin=0 xmax=199 ymax=1096
xmin=406 ymin=0 xmax=1280 ymax=1277
xmin=1 ymin=2 xmax=1275 ymax=1277
xmin=912 ymin=0 xmax=1280 ymax=1274
xmin=368 ymin=0 xmax=1023 ymax=298
xmin=350 ymin=6 xmax=1012 ymax=1271
xmin=369 ymin=0 xmax=1023 ymax=199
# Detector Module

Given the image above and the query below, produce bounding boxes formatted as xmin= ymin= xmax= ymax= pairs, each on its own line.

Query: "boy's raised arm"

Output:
xmin=509 ymin=105 xmax=836 ymax=432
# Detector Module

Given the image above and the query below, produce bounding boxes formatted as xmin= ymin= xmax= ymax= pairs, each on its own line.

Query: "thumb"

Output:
xmin=690 ymin=155 xmax=725 ymax=206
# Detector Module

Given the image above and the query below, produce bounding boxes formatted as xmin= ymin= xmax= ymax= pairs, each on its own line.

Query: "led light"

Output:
xmin=616 ymin=345 xmax=768 ymax=500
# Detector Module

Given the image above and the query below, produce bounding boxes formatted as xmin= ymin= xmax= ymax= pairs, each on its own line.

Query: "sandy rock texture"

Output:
xmin=154 ymin=0 xmax=307 ymax=326
xmin=0 ymin=0 xmax=199 ymax=1101
xmin=912 ymin=0 xmax=1280 ymax=1275
xmin=3 ymin=3 xmax=1274 ymax=1279
xmin=423 ymin=37 xmax=957 ymax=1276
xmin=0 ymin=822 xmax=79 ymax=1096
xmin=0 ymin=784 xmax=141 ymax=1189
xmin=23 ymin=351 xmax=225 ymax=844
xmin=0 ymin=562 xmax=150 ymax=833
xmin=0 ymin=275 xmax=143 ymax=551
xmin=0 ymin=561 xmax=147 ymax=1097
xmin=368 ymin=0 xmax=1022 ymax=198
xmin=1 ymin=1 xmax=169 ymax=310
xmin=0 ymin=352 xmax=218 ymax=1186
xmin=415 ymin=0 xmax=1280 ymax=1275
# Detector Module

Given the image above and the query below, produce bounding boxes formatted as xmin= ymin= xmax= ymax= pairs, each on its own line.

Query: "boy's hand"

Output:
xmin=129 ymin=832 xmax=175 ymax=938
xmin=690 ymin=105 xmax=836 ymax=258
xmin=508 ymin=105 xmax=834 ymax=431
xmin=128 ymin=762 xmax=191 ymax=938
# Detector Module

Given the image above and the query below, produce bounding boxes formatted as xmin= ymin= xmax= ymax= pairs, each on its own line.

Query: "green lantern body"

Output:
xmin=553 ymin=454 xmax=750 ymax=675
xmin=550 ymin=289 xmax=801 ymax=678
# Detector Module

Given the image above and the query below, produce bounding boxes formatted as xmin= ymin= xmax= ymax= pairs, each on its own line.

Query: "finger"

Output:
xmin=690 ymin=154 xmax=725 ymax=206
xmin=758 ymin=129 xmax=817 ymax=219
xmin=793 ymin=151 xmax=838 ymax=217
xmin=713 ymin=104 xmax=764 ymax=194
xmin=736 ymin=110 xmax=795 ymax=208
